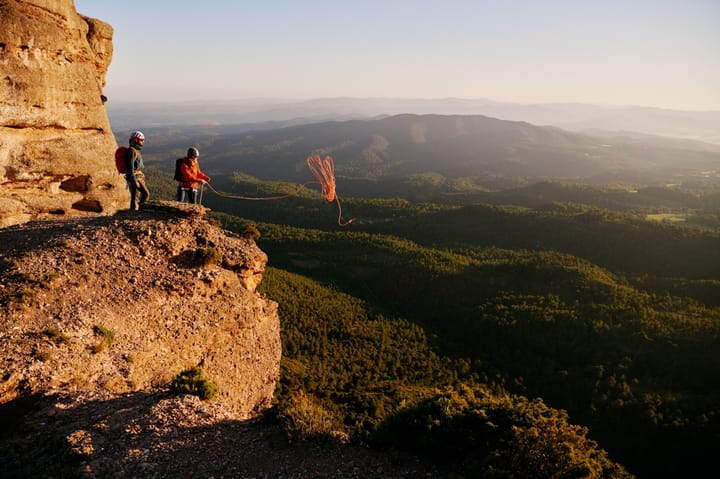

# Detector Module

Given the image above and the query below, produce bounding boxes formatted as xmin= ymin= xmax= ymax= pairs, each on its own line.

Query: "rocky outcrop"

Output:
xmin=0 ymin=0 xmax=127 ymax=227
xmin=0 ymin=203 xmax=281 ymax=417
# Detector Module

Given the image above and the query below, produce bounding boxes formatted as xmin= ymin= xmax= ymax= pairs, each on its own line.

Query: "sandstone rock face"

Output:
xmin=0 ymin=203 xmax=282 ymax=418
xmin=0 ymin=0 xmax=127 ymax=227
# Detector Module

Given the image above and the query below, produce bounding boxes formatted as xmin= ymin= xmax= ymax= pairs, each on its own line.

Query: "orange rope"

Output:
xmin=204 ymin=154 xmax=353 ymax=227
xmin=306 ymin=154 xmax=353 ymax=227
xmin=306 ymin=154 xmax=336 ymax=202
xmin=204 ymin=180 xmax=313 ymax=201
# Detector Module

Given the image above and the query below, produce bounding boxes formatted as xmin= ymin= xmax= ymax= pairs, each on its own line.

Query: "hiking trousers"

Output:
xmin=177 ymin=186 xmax=200 ymax=204
xmin=129 ymin=177 xmax=149 ymax=210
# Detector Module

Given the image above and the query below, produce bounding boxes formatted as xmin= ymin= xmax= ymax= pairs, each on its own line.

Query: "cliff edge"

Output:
xmin=0 ymin=202 xmax=281 ymax=417
xmin=0 ymin=205 xmax=440 ymax=478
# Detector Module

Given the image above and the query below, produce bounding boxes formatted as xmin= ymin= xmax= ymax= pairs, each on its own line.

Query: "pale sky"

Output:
xmin=74 ymin=0 xmax=720 ymax=111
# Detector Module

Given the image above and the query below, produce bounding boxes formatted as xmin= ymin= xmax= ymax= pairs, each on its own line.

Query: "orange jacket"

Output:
xmin=178 ymin=157 xmax=210 ymax=188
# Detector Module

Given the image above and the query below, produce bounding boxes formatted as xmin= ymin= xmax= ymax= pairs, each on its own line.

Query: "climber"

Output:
xmin=176 ymin=147 xmax=210 ymax=204
xmin=125 ymin=130 xmax=149 ymax=211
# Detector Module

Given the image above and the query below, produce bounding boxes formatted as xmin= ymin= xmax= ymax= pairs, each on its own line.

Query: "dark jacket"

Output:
xmin=125 ymin=146 xmax=145 ymax=182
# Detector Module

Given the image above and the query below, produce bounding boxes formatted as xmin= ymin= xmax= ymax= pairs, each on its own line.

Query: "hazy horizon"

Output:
xmin=104 ymin=95 xmax=720 ymax=113
xmin=76 ymin=0 xmax=720 ymax=112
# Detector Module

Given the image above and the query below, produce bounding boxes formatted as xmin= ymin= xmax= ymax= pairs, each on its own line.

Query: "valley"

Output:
xmin=130 ymin=112 xmax=719 ymax=478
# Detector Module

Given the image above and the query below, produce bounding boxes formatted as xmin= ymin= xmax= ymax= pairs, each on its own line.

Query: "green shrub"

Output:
xmin=11 ymin=288 xmax=36 ymax=308
xmin=208 ymin=212 xmax=261 ymax=240
xmin=194 ymin=247 xmax=222 ymax=267
xmin=170 ymin=366 xmax=218 ymax=400
xmin=40 ymin=270 xmax=60 ymax=288
xmin=239 ymin=222 xmax=261 ymax=240
xmin=33 ymin=349 xmax=51 ymax=362
xmin=91 ymin=325 xmax=114 ymax=353
xmin=372 ymin=385 xmax=632 ymax=478
xmin=275 ymin=391 xmax=346 ymax=443
xmin=43 ymin=328 xmax=69 ymax=345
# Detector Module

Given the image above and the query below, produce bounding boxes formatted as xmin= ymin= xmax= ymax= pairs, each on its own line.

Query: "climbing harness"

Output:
xmin=203 ymin=154 xmax=353 ymax=227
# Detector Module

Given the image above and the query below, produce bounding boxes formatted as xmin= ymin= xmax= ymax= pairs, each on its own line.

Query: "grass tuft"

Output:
xmin=170 ymin=366 xmax=218 ymax=400
xmin=43 ymin=328 xmax=69 ymax=345
xmin=91 ymin=324 xmax=114 ymax=353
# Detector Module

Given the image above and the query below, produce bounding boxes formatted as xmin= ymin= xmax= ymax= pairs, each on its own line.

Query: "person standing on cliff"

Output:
xmin=177 ymin=147 xmax=210 ymax=204
xmin=125 ymin=130 xmax=149 ymax=211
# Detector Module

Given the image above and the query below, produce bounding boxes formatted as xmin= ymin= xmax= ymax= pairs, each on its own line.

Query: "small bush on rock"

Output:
xmin=33 ymin=349 xmax=51 ymax=362
xmin=170 ymin=366 xmax=218 ymax=400
xmin=91 ymin=325 xmax=114 ymax=353
xmin=275 ymin=390 xmax=347 ymax=444
xmin=43 ymin=328 xmax=69 ymax=345
xmin=194 ymin=247 xmax=222 ymax=267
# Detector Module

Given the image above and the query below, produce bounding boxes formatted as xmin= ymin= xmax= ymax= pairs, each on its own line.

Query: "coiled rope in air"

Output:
xmin=203 ymin=154 xmax=353 ymax=226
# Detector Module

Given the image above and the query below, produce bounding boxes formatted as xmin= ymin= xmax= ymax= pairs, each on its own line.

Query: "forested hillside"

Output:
xmin=245 ymin=220 xmax=718 ymax=479
xmin=140 ymin=113 xmax=720 ymax=478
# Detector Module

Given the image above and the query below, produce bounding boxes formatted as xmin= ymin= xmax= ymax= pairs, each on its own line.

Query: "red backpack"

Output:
xmin=114 ymin=146 xmax=135 ymax=174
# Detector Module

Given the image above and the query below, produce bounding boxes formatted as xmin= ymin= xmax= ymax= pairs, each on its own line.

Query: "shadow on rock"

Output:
xmin=0 ymin=390 xmax=438 ymax=479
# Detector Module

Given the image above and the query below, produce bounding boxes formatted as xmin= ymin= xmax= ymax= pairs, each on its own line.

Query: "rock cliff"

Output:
xmin=0 ymin=204 xmax=430 ymax=478
xmin=0 ymin=202 xmax=281 ymax=417
xmin=0 ymin=0 xmax=127 ymax=227
xmin=0 ymin=2 xmax=437 ymax=476
xmin=0 ymin=1 xmax=292 ymax=471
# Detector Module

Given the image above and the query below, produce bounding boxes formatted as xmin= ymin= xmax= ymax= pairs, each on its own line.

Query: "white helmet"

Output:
xmin=129 ymin=130 xmax=145 ymax=142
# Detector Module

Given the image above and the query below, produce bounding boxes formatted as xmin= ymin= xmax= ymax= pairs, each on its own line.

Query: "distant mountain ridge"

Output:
xmin=108 ymin=97 xmax=720 ymax=145
xmin=141 ymin=113 xmax=720 ymax=186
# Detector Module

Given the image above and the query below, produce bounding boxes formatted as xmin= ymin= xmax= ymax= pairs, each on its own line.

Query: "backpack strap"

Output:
xmin=125 ymin=147 xmax=138 ymax=179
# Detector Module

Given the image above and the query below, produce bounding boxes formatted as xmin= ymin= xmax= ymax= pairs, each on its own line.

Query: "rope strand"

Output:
xmin=204 ymin=180 xmax=316 ymax=201
xmin=203 ymin=154 xmax=353 ymax=226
